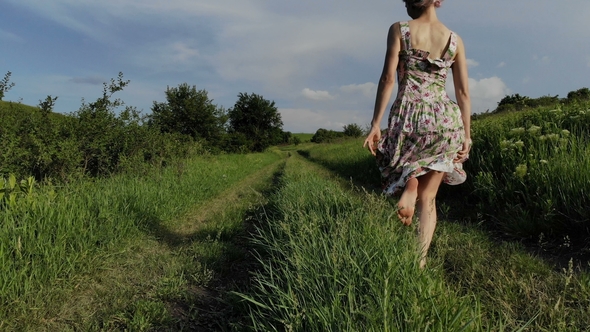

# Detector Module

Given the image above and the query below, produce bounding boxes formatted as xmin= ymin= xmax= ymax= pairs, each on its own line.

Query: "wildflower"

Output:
xmin=500 ymin=139 xmax=512 ymax=150
xmin=561 ymin=129 xmax=570 ymax=137
xmin=514 ymin=140 xmax=525 ymax=148
xmin=559 ymin=138 xmax=569 ymax=147
xmin=546 ymin=133 xmax=559 ymax=142
xmin=509 ymin=127 xmax=526 ymax=136
xmin=527 ymin=125 xmax=541 ymax=134
xmin=539 ymin=135 xmax=547 ymax=141
xmin=514 ymin=164 xmax=528 ymax=179
xmin=539 ymin=159 xmax=548 ymax=164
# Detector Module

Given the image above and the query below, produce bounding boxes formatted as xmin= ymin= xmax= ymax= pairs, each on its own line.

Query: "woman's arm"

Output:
xmin=364 ymin=22 xmax=402 ymax=155
xmin=451 ymin=34 xmax=472 ymax=161
xmin=451 ymin=35 xmax=471 ymax=142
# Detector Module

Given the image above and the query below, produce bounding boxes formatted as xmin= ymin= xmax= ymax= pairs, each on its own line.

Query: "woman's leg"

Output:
xmin=397 ymin=177 xmax=419 ymax=226
xmin=416 ymin=170 xmax=445 ymax=268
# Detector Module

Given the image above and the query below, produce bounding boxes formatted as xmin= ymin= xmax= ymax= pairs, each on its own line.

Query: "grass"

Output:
xmin=58 ymin=158 xmax=285 ymax=331
xmin=0 ymin=150 xmax=284 ymax=330
xmin=0 ymin=100 xmax=39 ymax=112
xmin=463 ymin=103 xmax=590 ymax=243
xmin=291 ymin=133 xmax=314 ymax=142
xmin=433 ymin=222 xmax=590 ymax=330
xmin=275 ymin=138 xmax=590 ymax=331
xmin=240 ymin=154 xmax=488 ymax=331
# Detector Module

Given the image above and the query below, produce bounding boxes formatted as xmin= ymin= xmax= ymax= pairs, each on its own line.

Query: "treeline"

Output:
xmin=0 ymin=72 xmax=290 ymax=181
xmin=310 ymin=123 xmax=364 ymax=143
xmin=473 ymin=87 xmax=590 ymax=120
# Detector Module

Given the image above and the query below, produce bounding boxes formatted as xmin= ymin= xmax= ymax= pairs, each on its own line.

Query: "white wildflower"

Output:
xmin=514 ymin=164 xmax=528 ymax=179
xmin=527 ymin=125 xmax=541 ymax=134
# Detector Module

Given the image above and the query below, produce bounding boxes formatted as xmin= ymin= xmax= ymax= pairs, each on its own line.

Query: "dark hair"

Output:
xmin=403 ymin=0 xmax=441 ymax=18
xmin=402 ymin=0 xmax=435 ymax=8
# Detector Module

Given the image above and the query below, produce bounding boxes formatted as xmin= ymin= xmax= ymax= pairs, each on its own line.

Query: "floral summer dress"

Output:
xmin=376 ymin=21 xmax=467 ymax=196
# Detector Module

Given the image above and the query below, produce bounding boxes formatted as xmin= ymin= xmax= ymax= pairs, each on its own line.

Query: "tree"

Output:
xmin=150 ymin=83 xmax=225 ymax=143
xmin=567 ymin=87 xmax=590 ymax=101
xmin=311 ymin=128 xmax=344 ymax=143
xmin=227 ymin=93 xmax=284 ymax=152
xmin=494 ymin=93 xmax=531 ymax=113
xmin=0 ymin=71 xmax=15 ymax=101
xmin=343 ymin=123 xmax=363 ymax=138
xmin=73 ymin=73 xmax=131 ymax=176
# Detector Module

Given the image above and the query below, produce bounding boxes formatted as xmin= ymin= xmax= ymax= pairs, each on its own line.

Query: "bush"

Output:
xmin=311 ymin=128 xmax=345 ymax=143
xmin=343 ymin=123 xmax=363 ymax=138
xmin=0 ymin=73 xmax=196 ymax=181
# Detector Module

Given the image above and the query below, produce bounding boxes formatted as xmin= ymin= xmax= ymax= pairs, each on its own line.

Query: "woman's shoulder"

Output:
xmin=408 ymin=19 xmax=453 ymax=34
xmin=386 ymin=22 xmax=404 ymax=37
xmin=390 ymin=21 xmax=404 ymax=29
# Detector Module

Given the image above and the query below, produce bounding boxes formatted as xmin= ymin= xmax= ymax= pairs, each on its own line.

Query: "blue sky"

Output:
xmin=1 ymin=0 xmax=589 ymax=133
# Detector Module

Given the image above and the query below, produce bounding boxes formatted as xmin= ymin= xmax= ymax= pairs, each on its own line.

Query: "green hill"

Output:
xmin=0 ymin=100 xmax=69 ymax=121
xmin=0 ymin=100 xmax=39 ymax=112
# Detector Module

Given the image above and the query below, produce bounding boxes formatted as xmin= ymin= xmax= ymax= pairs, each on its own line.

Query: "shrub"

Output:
xmin=343 ymin=123 xmax=363 ymax=138
xmin=311 ymin=128 xmax=345 ymax=143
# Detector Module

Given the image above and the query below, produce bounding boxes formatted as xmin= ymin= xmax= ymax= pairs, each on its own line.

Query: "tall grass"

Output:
xmin=240 ymin=157 xmax=491 ymax=331
xmin=296 ymin=140 xmax=381 ymax=188
xmin=463 ymin=103 xmax=590 ymax=241
xmin=0 ymin=151 xmax=283 ymax=327
xmin=299 ymin=103 xmax=590 ymax=243
xmin=288 ymin=135 xmax=590 ymax=331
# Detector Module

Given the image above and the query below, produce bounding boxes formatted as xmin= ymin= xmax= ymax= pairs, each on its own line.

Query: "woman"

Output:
xmin=363 ymin=0 xmax=471 ymax=268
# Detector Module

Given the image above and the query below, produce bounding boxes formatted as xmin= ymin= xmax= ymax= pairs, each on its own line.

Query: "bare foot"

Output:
xmin=397 ymin=177 xmax=418 ymax=226
xmin=419 ymin=257 xmax=427 ymax=269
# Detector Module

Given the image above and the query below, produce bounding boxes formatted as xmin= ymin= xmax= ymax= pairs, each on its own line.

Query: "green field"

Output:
xmin=1 ymin=103 xmax=590 ymax=330
xmin=292 ymin=132 xmax=314 ymax=142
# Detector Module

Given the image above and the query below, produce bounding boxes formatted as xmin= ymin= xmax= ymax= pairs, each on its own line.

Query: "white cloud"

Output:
xmin=169 ymin=42 xmax=200 ymax=62
xmin=497 ymin=62 xmax=506 ymax=68
xmin=301 ymin=88 xmax=335 ymax=101
xmin=447 ymin=75 xmax=510 ymax=113
xmin=466 ymin=59 xmax=479 ymax=68
xmin=340 ymin=83 xmax=377 ymax=98
xmin=533 ymin=55 xmax=551 ymax=65
xmin=69 ymin=76 xmax=105 ymax=85
xmin=0 ymin=29 xmax=25 ymax=43
xmin=126 ymin=40 xmax=203 ymax=73
xmin=468 ymin=76 xmax=510 ymax=112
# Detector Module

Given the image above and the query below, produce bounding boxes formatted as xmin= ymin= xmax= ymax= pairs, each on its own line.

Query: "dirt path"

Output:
xmin=50 ymin=158 xmax=286 ymax=331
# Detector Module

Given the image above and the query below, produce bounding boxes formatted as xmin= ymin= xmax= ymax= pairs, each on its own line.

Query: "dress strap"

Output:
xmin=443 ymin=32 xmax=458 ymax=61
xmin=399 ymin=21 xmax=411 ymax=50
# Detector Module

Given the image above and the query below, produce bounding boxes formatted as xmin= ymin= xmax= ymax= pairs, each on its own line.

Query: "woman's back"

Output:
xmin=406 ymin=20 xmax=453 ymax=60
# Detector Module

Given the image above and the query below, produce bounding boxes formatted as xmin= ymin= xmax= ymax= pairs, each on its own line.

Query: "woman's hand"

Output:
xmin=363 ymin=126 xmax=382 ymax=156
xmin=454 ymin=139 xmax=472 ymax=163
